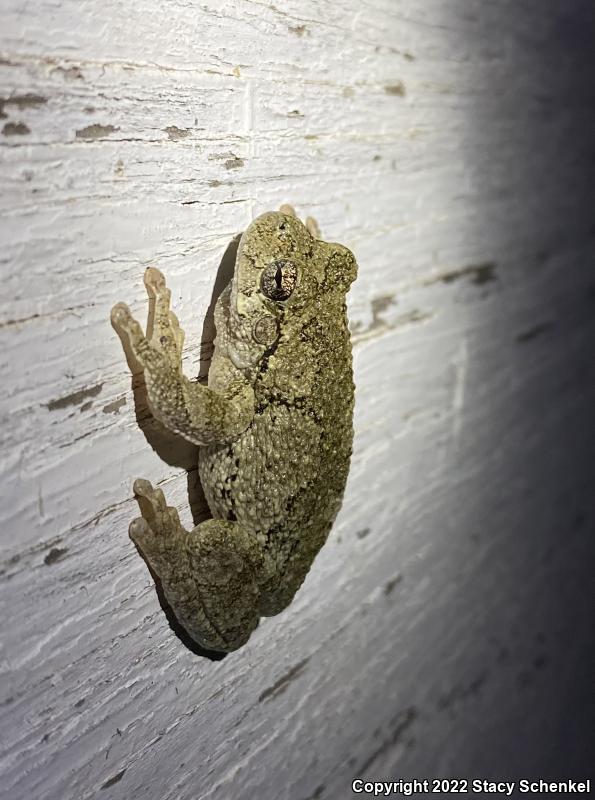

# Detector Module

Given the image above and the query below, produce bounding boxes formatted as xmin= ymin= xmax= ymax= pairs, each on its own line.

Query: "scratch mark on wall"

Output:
xmin=515 ymin=321 xmax=554 ymax=343
xmin=353 ymin=707 xmax=417 ymax=775
xmin=100 ymin=769 xmax=127 ymax=790
xmin=258 ymin=658 xmax=310 ymax=703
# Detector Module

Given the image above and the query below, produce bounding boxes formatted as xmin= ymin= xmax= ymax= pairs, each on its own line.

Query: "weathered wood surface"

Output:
xmin=1 ymin=1 xmax=594 ymax=798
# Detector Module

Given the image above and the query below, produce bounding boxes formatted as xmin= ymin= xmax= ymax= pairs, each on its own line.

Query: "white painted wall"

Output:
xmin=1 ymin=2 xmax=594 ymax=799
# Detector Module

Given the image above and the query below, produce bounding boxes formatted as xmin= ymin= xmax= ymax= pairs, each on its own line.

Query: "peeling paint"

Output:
xmin=75 ymin=124 xmax=119 ymax=140
xmin=437 ymin=672 xmax=488 ymax=712
xmin=224 ymin=155 xmax=244 ymax=170
xmin=384 ymin=81 xmax=406 ymax=96
xmin=164 ymin=125 xmax=190 ymax=141
xmin=0 ymin=93 xmax=47 ymax=118
xmin=2 ymin=121 xmax=30 ymax=135
xmin=54 ymin=65 xmax=84 ymax=80
xmin=427 ymin=262 xmax=498 ymax=287
xmin=44 ymin=547 xmax=68 ymax=566
xmin=353 ymin=293 xmax=433 ymax=345
xmin=46 ymin=383 xmax=103 ymax=411
xmin=384 ymin=575 xmax=403 ymax=595
xmin=102 ymin=397 xmax=127 ymax=414
xmin=208 ymin=151 xmax=244 ymax=169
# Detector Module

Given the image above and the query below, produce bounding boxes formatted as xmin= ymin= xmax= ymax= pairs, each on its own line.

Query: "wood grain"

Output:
xmin=1 ymin=1 xmax=594 ymax=798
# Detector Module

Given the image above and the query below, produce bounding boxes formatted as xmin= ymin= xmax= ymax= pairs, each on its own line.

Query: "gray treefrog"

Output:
xmin=111 ymin=206 xmax=357 ymax=652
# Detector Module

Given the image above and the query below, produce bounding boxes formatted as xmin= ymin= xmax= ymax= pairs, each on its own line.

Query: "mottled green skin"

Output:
xmin=111 ymin=210 xmax=357 ymax=651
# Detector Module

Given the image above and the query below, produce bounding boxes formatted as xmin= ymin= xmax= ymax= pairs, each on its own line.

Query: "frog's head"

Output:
xmin=224 ymin=210 xmax=357 ymax=370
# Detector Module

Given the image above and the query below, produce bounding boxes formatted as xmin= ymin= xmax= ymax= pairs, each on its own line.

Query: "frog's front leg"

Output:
xmin=111 ymin=267 xmax=254 ymax=446
xmin=130 ymin=479 xmax=264 ymax=652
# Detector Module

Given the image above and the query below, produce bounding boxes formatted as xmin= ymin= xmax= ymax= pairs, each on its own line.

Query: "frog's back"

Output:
xmin=199 ymin=289 xmax=354 ymax=610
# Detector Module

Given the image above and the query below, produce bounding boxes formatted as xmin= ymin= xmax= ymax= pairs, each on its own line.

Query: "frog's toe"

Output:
xmin=143 ymin=266 xmax=167 ymax=295
xmin=305 ymin=215 xmax=320 ymax=238
xmin=129 ymin=516 xmax=152 ymax=545
xmin=133 ymin=478 xmax=166 ymax=516
xmin=167 ymin=308 xmax=185 ymax=352
xmin=132 ymin=477 xmax=153 ymax=496
xmin=110 ymin=302 xmax=131 ymax=328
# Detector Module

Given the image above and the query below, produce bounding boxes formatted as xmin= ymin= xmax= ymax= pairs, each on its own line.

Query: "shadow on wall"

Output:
xmin=416 ymin=0 xmax=595 ymax=779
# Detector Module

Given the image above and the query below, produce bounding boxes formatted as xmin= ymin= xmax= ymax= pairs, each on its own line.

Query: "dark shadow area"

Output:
xmin=392 ymin=0 xmax=595 ymax=780
xmin=197 ymin=234 xmax=240 ymax=382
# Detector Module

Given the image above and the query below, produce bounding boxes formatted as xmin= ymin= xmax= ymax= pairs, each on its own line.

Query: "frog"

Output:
xmin=110 ymin=205 xmax=358 ymax=652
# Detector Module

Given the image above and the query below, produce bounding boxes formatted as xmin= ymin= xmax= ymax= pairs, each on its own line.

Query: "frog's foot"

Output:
xmin=111 ymin=271 xmax=254 ymax=445
xmin=111 ymin=267 xmax=184 ymax=373
xmin=130 ymin=479 xmax=264 ymax=651
xmin=279 ymin=204 xmax=321 ymax=239
xmin=129 ymin=479 xmax=187 ymax=574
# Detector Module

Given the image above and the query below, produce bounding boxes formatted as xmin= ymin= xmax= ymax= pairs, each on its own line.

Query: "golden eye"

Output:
xmin=260 ymin=259 xmax=297 ymax=301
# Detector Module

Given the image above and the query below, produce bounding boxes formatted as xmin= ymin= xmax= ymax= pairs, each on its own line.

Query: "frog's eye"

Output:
xmin=260 ymin=259 xmax=297 ymax=301
xmin=253 ymin=315 xmax=279 ymax=345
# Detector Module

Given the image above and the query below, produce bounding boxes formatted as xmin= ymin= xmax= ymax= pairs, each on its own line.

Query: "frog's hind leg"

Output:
xmin=130 ymin=479 xmax=264 ymax=652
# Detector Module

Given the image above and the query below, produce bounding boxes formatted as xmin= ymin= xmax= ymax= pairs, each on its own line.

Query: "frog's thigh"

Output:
xmin=180 ymin=519 xmax=264 ymax=652
xmin=130 ymin=480 xmax=262 ymax=652
xmin=259 ymin=556 xmax=313 ymax=617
